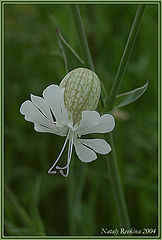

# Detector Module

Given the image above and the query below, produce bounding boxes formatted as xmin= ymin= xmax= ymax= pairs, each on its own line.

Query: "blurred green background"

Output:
xmin=4 ymin=4 xmax=158 ymax=236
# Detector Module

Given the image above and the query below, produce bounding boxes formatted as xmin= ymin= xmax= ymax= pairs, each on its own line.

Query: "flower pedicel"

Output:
xmin=20 ymin=68 xmax=115 ymax=177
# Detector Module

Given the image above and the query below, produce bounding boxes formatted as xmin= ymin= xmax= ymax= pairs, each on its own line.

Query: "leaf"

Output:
xmin=114 ymin=81 xmax=148 ymax=109
xmin=49 ymin=14 xmax=84 ymax=73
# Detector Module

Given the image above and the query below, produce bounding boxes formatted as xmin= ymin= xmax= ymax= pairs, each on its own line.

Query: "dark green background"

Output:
xmin=4 ymin=4 xmax=158 ymax=236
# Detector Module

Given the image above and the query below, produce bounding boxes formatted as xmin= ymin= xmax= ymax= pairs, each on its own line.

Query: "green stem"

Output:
xmin=71 ymin=5 xmax=95 ymax=72
xmin=106 ymin=134 xmax=130 ymax=228
xmin=69 ymin=5 xmax=95 ymax=235
xmin=107 ymin=5 xmax=146 ymax=110
xmin=105 ymin=5 xmax=146 ymax=229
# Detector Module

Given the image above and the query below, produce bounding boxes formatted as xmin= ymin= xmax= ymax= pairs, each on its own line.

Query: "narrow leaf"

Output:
xmin=114 ymin=81 xmax=148 ymax=109
xmin=49 ymin=14 xmax=84 ymax=73
xmin=58 ymin=29 xmax=84 ymax=65
xmin=56 ymin=29 xmax=69 ymax=73
xmin=56 ymin=28 xmax=84 ymax=73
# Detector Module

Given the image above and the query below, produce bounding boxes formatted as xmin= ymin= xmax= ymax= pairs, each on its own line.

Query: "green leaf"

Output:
xmin=49 ymin=14 xmax=84 ymax=73
xmin=114 ymin=81 xmax=148 ymax=109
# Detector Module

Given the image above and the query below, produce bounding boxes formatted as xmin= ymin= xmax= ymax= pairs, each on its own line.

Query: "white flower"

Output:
xmin=20 ymin=68 xmax=115 ymax=177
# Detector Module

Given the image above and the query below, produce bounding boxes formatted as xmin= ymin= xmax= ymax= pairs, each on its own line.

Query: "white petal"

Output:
xmin=20 ymin=100 xmax=53 ymax=127
xmin=94 ymin=114 xmax=115 ymax=133
xmin=78 ymin=139 xmax=111 ymax=154
xmin=34 ymin=124 xmax=67 ymax=136
xmin=43 ymin=85 xmax=68 ymax=124
xmin=76 ymin=111 xmax=100 ymax=135
xmin=77 ymin=113 xmax=115 ymax=136
xmin=31 ymin=94 xmax=53 ymax=122
xmin=74 ymin=139 xmax=97 ymax=162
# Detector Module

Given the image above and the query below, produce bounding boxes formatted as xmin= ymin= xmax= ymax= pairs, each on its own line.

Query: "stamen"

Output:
xmin=56 ymin=138 xmax=72 ymax=170
xmin=57 ymin=134 xmax=74 ymax=177
xmin=48 ymin=131 xmax=70 ymax=174
xmin=59 ymin=166 xmax=69 ymax=177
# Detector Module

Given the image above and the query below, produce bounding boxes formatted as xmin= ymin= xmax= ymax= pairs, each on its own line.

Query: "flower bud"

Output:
xmin=60 ymin=68 xmax=101 ymax=124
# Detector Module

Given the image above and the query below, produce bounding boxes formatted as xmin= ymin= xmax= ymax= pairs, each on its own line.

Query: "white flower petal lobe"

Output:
xmin=34 ymin=124 xmax=67 ymax=136
xmin=74 ymin=139 xmax=97 ymax=162
xmin=20 ymin=100 xmax=53 ymax=128
xmin=77 ymin=113 xmax=115 ymax=136
xmin=43 ymin=85 xmax=68 ymax=124
xmin=94 ymin=114 xmax=115 ymax=133
xmin=78 ymin=138 xmax=111 ymax=154
xmin=31 ymin=94 xmax=53 ymax=122
xmin=76 ymin=111 xmax=100 ymax=136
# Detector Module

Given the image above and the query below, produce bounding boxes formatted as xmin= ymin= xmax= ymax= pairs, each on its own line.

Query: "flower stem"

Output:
xmin=105 ymin=5 xmax=146 ymax=229
xmin=70 ymin=5 xmax=95 ymax=72
xmin=107 ymin=5 xmax=146 ymax=110
xmin=106 ymin=5 xmax=146 ymax=229
xmin=106 ymin=134 xmax=130 ymax=228
xmin=69 ymin=5 xmax=95 ymax=235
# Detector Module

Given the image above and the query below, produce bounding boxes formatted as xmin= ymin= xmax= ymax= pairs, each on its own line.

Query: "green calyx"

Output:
xmin=60 ymin=68 xmax=101 ymax=124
